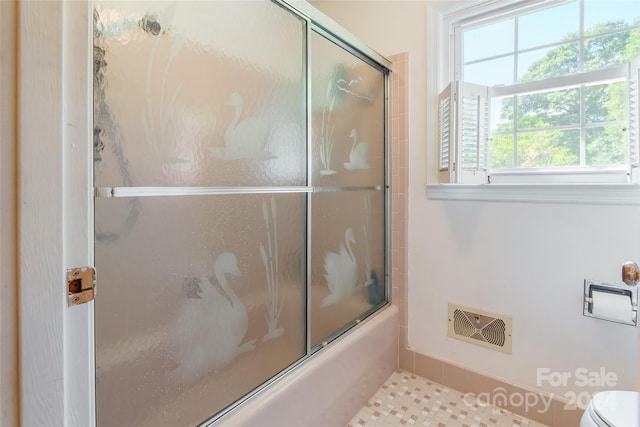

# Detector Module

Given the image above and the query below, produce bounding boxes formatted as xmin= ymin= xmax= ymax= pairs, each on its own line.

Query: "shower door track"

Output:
xmin=94 ymin=186 xmax=385 ymax=198
xmin=275 ymin=0 xmax=392 ymax=71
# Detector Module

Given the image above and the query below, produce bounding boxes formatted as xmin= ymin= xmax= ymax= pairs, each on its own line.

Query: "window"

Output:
xmin=439 ymin=0 xmax=640 ymax=184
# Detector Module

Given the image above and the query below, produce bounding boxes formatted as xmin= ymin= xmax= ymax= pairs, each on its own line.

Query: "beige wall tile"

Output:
xmin=392 ymin=282 xmax=405 ymax=301
xmin=399 ymin=326 xmax=408 ymax=348
xmin=443 ymin=361 xmax=506 ymax=397
xmin=391 ymin=285 xmax=401 ymax=302
xmin=389 ymin=51 xmax=409 ymax=395
xmin=414 ymin=352 xmax=444 ymax=385
xmin=504 ymin=383 xmax=555 ymax=426
xmin=399 ymin=348 xmax=414 ymax=372
xmin=398 ymin=299 xmax=408 ymax=327
xmin=391 ymin=155 xmax=400 ymax=178
xmin=553 ymin=399 xmax=583 ymax=427
xmin=436 ymin=359 xmax=563 ymax=426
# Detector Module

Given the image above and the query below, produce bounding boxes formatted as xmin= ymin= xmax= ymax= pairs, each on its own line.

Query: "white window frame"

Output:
xmin=488 ymin=64 xmax=634 ymax=184
xmin=426 ymin=0 xmax=640 ymax=203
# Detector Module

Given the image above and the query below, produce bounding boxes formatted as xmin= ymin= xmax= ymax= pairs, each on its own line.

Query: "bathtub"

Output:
xmin=218 ymin=305 xmax=399 ymax=426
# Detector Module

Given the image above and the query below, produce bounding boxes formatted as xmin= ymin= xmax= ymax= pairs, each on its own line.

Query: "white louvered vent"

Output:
xmin=460 ymin=90 xmax=488 ymax=172
xmin=447 ymin=303 xmax=512 ymax=354
xmin=438 ymin=81 xmax=456 ymax=184
xmin=439 ymin=95 xmax=451 ymax=171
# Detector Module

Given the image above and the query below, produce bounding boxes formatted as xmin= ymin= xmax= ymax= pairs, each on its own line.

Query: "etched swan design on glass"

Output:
xmin=319 ymin=80 xmax=337 ymax=176
xmin=209 ymin=93 xmax=275 ymax=160
xmin=344 ymin=128 xmax=370 ymax=170
xmin=321 ymin=228 xmax=359 ymax=307
xmin=337 ymin=77 xmax=374 ymax=102
xmin=260 ymin=197 xmax=285 ymax=342
xmin=172 ymin=252 xmax=256 ymax=382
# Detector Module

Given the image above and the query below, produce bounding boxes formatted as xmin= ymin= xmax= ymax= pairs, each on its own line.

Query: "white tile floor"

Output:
xmin=347 ymin=370 xmax=549 ymax=427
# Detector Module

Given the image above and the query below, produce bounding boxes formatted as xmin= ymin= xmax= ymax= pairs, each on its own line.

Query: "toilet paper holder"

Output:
xmin=622 ymin=261 xmax=639 ymax=286
xmin=584 ymin=279 xmax=638 ymax=326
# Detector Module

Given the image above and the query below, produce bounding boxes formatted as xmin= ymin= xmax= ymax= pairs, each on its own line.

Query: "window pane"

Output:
xmin=459 ymin=0 xmax=636 ymax=176
xmin=584 ymin=0 xmax=640 ymax=34
xmin=463 ymin=18 xmax=514 ymax=63
xmin=518 ymin=1 xmax=579 ymax=50
xmin=518 ymin=46 xmax=552 ymax=82
xmin=627 ymin=28 xmax=640 ymax=60
xmin=517 ymin=129 xmax=580 ymax=167
xmin=491 ymin=96 xmax=514 ymax=133
xmin=490 ymin=134 xmax=515 ymax=169
xmin=464 ymin=55 xmax=514 ymax=86
xmin=586 ymin=125 xmax=627 ymax=166
xmin=585 ymin=81 xmax=627 ymax=123
xmin=517 ymin=88 xmax=580 ymax=129
xmin=584 ymin=30 xmax=639 ymax=72
xmin=519 ymin=41 xmax=579 ymax=81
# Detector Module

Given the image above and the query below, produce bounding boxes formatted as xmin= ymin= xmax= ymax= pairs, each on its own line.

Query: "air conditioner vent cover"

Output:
xmin=448 ymin=303 xmax=512 ymax=354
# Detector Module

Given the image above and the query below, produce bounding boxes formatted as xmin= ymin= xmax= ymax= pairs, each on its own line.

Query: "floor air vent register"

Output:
xmin=447 ymin=303 xmax=512 ymax=354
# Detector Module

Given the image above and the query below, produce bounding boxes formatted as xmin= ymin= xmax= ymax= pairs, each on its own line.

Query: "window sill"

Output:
xmin=425 ymin=183 xmax=640 ymax=205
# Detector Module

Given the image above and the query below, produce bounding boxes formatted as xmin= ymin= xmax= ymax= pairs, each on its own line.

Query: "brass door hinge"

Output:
xmin=67 ymin=266 xmax=96 ymax=306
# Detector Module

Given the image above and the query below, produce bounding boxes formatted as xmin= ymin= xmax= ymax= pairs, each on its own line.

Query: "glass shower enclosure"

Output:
xmin=92 ymin=1 xmax=390 ymax=425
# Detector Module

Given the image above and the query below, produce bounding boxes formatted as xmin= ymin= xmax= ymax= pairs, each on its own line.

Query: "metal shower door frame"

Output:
xmin=22 ymin=1 xmax=392 ymax=426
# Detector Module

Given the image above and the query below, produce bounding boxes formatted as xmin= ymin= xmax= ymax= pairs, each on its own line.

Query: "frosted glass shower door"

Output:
xmin=93 ymin=1 xmax=307 ymax=425
xmin=309 ymin=31 xmax=387 ymax=347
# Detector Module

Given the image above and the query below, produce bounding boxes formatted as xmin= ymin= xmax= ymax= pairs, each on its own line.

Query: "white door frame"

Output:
xmin=16 ymin=1 xmax=94 ymax=425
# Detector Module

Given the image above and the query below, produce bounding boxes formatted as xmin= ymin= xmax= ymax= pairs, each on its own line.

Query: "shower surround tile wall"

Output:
xmin=388 ymin=51 xmax=409 ymax=358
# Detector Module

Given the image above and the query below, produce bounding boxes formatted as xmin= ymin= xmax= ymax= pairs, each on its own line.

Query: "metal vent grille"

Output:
xmin=448 ymin=304 xmax=512 ymax=354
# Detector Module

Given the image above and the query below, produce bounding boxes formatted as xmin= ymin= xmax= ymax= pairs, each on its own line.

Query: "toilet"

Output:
xmin=580 ymin=391 xmax=640 ymax=426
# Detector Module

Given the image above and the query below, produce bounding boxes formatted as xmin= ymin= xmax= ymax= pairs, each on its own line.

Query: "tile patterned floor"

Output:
xmin=347 ymin=370 xmax=549 ymax=427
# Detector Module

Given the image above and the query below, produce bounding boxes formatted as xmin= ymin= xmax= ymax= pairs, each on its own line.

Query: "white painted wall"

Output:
xmin=314 ymin=0 xmax=640 ymax=396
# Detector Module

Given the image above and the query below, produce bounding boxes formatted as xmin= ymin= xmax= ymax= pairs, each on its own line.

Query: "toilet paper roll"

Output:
xmin=592 ymin=290 xmax=633 ymax=323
